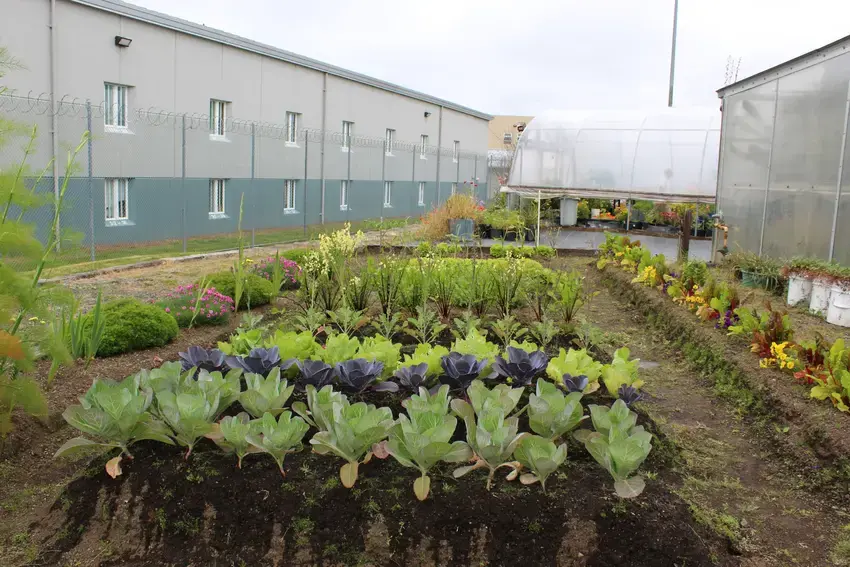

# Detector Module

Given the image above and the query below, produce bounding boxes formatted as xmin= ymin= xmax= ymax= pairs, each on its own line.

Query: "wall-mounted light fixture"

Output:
xmin=424 ymin=111 xmax=431 ymax=118
xmin=114 ymin=35 xmax=132 ymax=47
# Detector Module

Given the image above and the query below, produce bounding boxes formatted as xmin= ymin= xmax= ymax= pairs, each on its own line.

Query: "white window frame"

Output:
xmin=451 ymin=182 xmax=457 ymax=196
xmin=104 ymin=178 xmax=129 ymax=221
xmin=209 ymin=179 xmax=226 ymax=216
xmin=385 ymin=129 xmax=395 ymax=156
xmin=340 ymin=180 xmax=349 ymax=211
xmin=210 ymin=99 xmax=228 ymax=138
xmin=420 ymin=135 xmax=428 ymax=159
xmin=342 ymin=121 xmax=353 ymax=151
xmin=286 ymin=112 xmax=299 ymax=146
xmin=284 ymin=179 xmax=297 ymax=212
xmin=104 ymin=83 xmax=128 ymax=130
xmin=383 ymin=181 xmax=392 ymax=208
xmin=453 ymin=140 xmax=459 ymax=163
xmin=418 ymin=181 xmax=425 ymax=206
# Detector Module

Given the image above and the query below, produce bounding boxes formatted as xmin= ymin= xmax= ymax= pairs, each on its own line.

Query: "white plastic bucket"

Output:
xmin=826 ymin=285 xmax=850 ymax=327
xmin=787 ymin=275 xmax=813 ymax=307
xmin=591 ymin=208 xmax=601 ymax=219
xmin=809 ymin=279 xmax=832 ymax=316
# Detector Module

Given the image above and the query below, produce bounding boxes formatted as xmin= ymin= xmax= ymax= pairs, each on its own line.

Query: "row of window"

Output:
xmin=103 ymin=177 xmax=447 ymax=221
xmin=105 ymin=84 xmax=461 ymax=160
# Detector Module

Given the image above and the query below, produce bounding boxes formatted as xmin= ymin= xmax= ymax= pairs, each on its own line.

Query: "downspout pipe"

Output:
xmin=49 ymin=0 xmax=61 ymax=250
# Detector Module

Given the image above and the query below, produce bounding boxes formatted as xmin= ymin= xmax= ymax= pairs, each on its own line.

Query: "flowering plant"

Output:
xmin=252 ymin=256 xmax=300 ymax=290
xmin=156 ymin=284 xmax=234 ymax=328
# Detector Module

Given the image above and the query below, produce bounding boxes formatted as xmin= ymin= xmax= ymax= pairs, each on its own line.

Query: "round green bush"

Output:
xmin=93 ymin=298 xmax=179 ymax=357
xmin=204 ymin=271 xmax=276 ymax=310
xmin=281 ymin=248 xmax=311 ymax=265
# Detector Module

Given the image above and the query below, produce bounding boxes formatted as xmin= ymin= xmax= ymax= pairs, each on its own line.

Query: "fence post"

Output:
xmin=411 ymin=144 xmax=417 ymax=214
xmin=381 ymin=142 xmax=386 ymax=224
xmin=181 ymin=114 xmax=187 ymax=253
xmin=303 ymin=136 xmax=308 ymax=238
xmin=251 ymin=122 xmax=256 ymax=248
xmin=474 ymin=154 xmax=478 ymax=200
xmin=86 ymin=101 xmax=95 ymax=262
xmin=346 ymin=136 xmax=352 ymax=223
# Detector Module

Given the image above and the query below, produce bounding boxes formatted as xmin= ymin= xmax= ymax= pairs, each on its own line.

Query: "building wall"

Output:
xmin=0 ymin=0 xmax=490 ymax=248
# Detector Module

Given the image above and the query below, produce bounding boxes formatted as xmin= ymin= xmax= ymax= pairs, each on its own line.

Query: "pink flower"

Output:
xmin=164 ymin=307 xmax=171 ymax=313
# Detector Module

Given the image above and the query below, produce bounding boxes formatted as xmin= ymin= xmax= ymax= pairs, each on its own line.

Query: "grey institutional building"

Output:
xmin=1 ymin=0 xmax=492 ymax=250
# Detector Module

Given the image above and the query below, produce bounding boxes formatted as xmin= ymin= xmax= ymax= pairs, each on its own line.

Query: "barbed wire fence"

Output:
xmin=1 ymin=92 xmax=491 ymax=269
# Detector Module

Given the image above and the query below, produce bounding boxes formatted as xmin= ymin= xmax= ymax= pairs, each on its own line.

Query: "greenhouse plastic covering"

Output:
xmin=505 ymin=108 xmax=721 ymax=203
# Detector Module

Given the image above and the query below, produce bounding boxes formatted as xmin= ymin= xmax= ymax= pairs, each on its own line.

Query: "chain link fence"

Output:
xmin=1 ymin=93 xmax=490 ymax=270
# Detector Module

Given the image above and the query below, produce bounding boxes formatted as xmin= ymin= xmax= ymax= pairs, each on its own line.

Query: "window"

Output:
xmin=209 ymin=179 xmax=226 ymax=215
xmin=503 ymin=132 xmax=513 ymax=144
xmin=420 ymin=135 xmax=428 ymax=159
xmin=210 ymin=99 xmax=227 ymax=136
xmin=451 ymin=182 xmax=457 ymax=196
xmin=284 ymin=180 xmax=296 ymax=212
xmin=104 ymin=83 xmax=128 ymax=128
xmin=286 ymin=112 xmax=299 ymax=145
xmin=453 ymin=140 xmax=459 ymax=162
xmin=340 ymin=180 xmax=349 ymax=210
xmin=104 ymin=178 xmax=128 ymax=221
xmin=418 ymin=182 xmax=425 ymax=206
xmin=342 ymin=121 xmax=353 ymax=151
xmin=385 ymin=129 xmax=395 ymax=155
xmin=383 ymin=181 xmax=392 ymax=207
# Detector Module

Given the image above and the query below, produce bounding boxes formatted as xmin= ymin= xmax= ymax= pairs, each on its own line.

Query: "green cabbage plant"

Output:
xmin=293 ymin=385 xmax=395 ymax=488
xmin=546 ymin=348 xmax=603 ymax=392
xmin=239 ymin=367 xmax=295 ymax=418
xmin=206 ymin=412 xmax=260 ymax=468
xmin=600 ymin=347 xmax=643 ymax=396
xmin=246 ymin=411 xmax=310 ymax=475
xmin=467 ymin=379 xmax=523 ymax=416
xmin=513 ymin=435 xmax=567 ymax=492
xmin=574 ymin=400 xmax=653 ymax=498
xmin=386 ymin=385 xmax=472 ymax=500
xmin=55 ymin=374 xmax=174 ymax=477
xmin=451 ymin=399 xmax=528 ymax=490
xmin=528 ymin=380 xmax=586 ymax=440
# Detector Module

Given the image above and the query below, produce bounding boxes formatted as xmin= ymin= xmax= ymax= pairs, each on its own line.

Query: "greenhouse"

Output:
xmin=715 ymin=34 xmax=850 ymax=264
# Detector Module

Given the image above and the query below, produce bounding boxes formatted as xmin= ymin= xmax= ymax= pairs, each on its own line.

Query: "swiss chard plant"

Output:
xmin=293 ymin=385 xmax=395 ymax=487
xmin=239 ymin=367 xmax=296 ymax=418
xmin=574 ymin=400 xmax=653 ymax=498
xmin=527 ymin=380 xmax=586 ymax=440
xmin=385 ymin=385 xmax=472 ymax=500
xmin=492 ymin=346 xmax=549 ymax=387
xmin=513 ymin=435 xmax=567 ymax=492
xmin=600 ymin=347 xmax=643 ymax=396
xmin=728 ymin=302 xmax=794 ymax=358
xmin=245 ymin=411 xmax=310 ymax=475
xmin=546 ymin=348 xmax=603 ymax=393
xmin=809 ymin=338 xmax=850 ymax=412
xmin=55 ymin=374 xmax=174 ymax=477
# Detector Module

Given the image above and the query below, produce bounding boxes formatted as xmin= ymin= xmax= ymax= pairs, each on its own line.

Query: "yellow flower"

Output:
xmin=787 ymin=361 xmax=795 ymax=370
xmin=28 ymin=316 xmax=39 ymax=322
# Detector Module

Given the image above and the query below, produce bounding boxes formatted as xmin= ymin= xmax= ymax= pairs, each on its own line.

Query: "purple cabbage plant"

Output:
xmin=492 ymin=347 xmax=549 ymax=387
xmin=295 ymin=359 xmax=336 ymax=391
xmin=440 ymin=353 xmax=489 ymax=391
xmin=391 ymin=363 xmax=430 ymax=392
xmin=225 ymin=346 xmax=295 ymax=376
xmin=561 ymin=374 xmax=589 ymax=393
xmin=179 ymin=346 xmax=227 ymax=374
xmin=617 ymin=384 xmax=643 ymax=406
xmin=336 ymin=359 xmax=398 ymax=393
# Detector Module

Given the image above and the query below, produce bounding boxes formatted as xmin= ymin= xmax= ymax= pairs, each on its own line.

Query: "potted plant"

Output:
xmin=826 ymin=265 xmax=850 ymax=327
xmin=445 ymin=194 xmax=481 ymax=240
xmin=783 ymin=257 xmax=819 ymax=307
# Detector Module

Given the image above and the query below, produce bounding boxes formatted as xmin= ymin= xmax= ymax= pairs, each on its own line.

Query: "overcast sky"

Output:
xmin=128 ymin=0 xmax=850 ymax=116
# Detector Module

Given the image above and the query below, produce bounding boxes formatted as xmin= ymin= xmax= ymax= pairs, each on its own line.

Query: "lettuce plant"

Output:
xmin=513 ymin=435 xmax=567 ymax=492
xmin=467 ymin=379 xmax=523 ymax=416
xmin=319 ymin=333 xmax=361 ymax=365
xmin=440 ymin=353 xmax=490 ymax=391
xmin=218 ymin=327 xmax=264 ymax=356
xmin=386 ymin=387 xmax=472 ymax=500
xmin=574 ymin=400 xmax=653 ymax=498
xmin=547 ymin=348 xmax=602 ymax=393
xmin=226 ymin=346 xmax=294 ymax=376
xmin=293 ymin=385 xmax=395 ymax=487
xmin=55 ymin=374 xmax=174 ymax=477
xmin=492 ymin=346 xmax=549 ymax=386
xmin=206 ymin=412 xmax=260 ymax=468
xmin=265 ymin=330 xmax=320 ymax=361
xmin=400 ymin=343 xmax=449 ymax=378
xmin=336 ymin=359 xmax=398 ymax=393
xmin=295 ymin=359 xmax=336 ymax=390
xmin=528 ymin=380 xmax=586 ymax=440
xmin=179 ymin=346 xmax=226 ymax=374
xmin=451 ymin=329 xmax=500 ymax=371
xmin=451 ymin=399 xmax=528 ymax=490
xmin=358 ymin=335 xmax=401 ymax=378
xmin=600 ymin=348 xmax=643 ymax=396
xmin=246 ymin=411 xmax=310 ymax=475
xmin=392 ymin=363 xmax=430 ymax=392
xmin=240 ymin=367 xmax=295 ymax=418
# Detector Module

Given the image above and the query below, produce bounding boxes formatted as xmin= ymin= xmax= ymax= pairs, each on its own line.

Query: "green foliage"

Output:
xmin=405 ymin=305 xmax=446 ymax=344
xmin=528 ymin=380 xmax=587 ymax=440
xmin=728 ymin=303 xmax=793 ymax=357
xmin=513 ymin=435 xmax=568 ymax=491
xmin=92 ymin=299 xmax=179 ymax=357
xmin=280 ymin=248 xmax=312 ymax=266
xmin=265 ymin=330 xmax=320 ymax=361
xmin=600 ymin=347 xmax=643 ymax=396
xmin=528 ymin=318 xmax=558 ymax=350
xmin=386 ymin=385 xmax=472 ymax=500
xmin=680 ymin=259 xmax=708 ymax=289
xmin=204 ymin=271 xmax=276 ymax=310
xmin=574 ymin=400 xmax=653 ymax=498
xmin=239 ymin=368 xmax=295 ymax=418
xmin=319 ymin=333 xmax=361 ymax=364
xmin=546 ymin=348 xmax=603 ymax=392
xmin=552 ymin=270 xmax=590 ymax=324
xmin=207 ymin=412 xmax=259 ymax=468
xmin=54 ymin=290 xmax=105 ymax=369
xmin=327 ymin=305 xmax=367 ymax=336
xmin=218 ymin=327 xmax=264 ymax=356
xmin=577 ymin=200 xmax=591 ymax=221
xmin=809 ymin=339 xmax=850 ymax=412
xmin=245 ymin=411 xmax=310 ymax=475
xmin=467 ymin=379 xmax=524 ymax=416
xmin=451 ymin=329 xmax=500 ymax=372
xmin=399 ymin=343 xmax=449 ymax=377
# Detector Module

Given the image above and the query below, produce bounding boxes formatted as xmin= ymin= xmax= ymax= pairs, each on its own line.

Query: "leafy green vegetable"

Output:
xmin=513 ymin=435 xmax=567 ymax=492
xmin=358 ymin=335 xmax=402 ymax=378
xmin=319 ymin=333 xmax=361 ymax=365
xmin=467 ymin=380 xmax=523 ymax=416
xmin=600 ymin=347 xmax=643 ymax=396
xmin=546 ymin=348 xmax=603 ymax=392
xmin=399 ymin=343 xmax=450 ymax=377
xmin=206 ymin=412 xmax=261 ymax=468
xmin=239 ymin=367 xmax=295 ymax=418
xmin=451 ymin=329 xmax=500 ymax=373
xmin=265 ymin=330 xmax=320 ymax=361
xmin=218 ymin=327 xmax=264 ymax=356
xmin=528 ymin=380 xmax=586 ymax=440
xmin=245 ymin=411 xmax=310 ymax=475
xmin=386 ymin=385 xmax=472 ymax=500
xmin=402 ymin=384 xmax=452 ymax=415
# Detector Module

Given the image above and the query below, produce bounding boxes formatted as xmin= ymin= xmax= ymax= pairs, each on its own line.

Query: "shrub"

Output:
xmin=205 ymin=271 xmax=276 ymax=310
xmin=156 ymin=284 xmax=234 ymax=328
xmin=281 ymin=248 xmax=312 ymax=265
xmin=251 ymin=256 xmax=301 ymax=290
xmin=92 ymin=298 xmax=179 ymax=357
xmin=534 ymin=246 xmax=556 ymax=259
xmin=419 ymin=194 xmax=483 ymax=240
xmin=577 ymin=200 xmax=590 ymax=221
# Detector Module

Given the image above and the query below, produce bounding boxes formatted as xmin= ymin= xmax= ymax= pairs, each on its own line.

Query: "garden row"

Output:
xmin=598 ymin=233 xmax=850 ymax=414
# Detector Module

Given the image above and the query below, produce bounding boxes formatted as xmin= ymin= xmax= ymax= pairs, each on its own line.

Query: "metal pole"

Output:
xmin=251 ymin=122 xmax=256 ymax=248
xmin=436 ymin=106 xmax=443 ymax=204
xmin=536 ymin=189 xmax=541 ymax=246
xmin=303 ymin=136 xmax=309 ymax=238
xmin=667 ymin=0 xmax=679 ymax=107
xmin=412 ymin=143 xmax=417 ymax=214
xmin=474 ymin=154 xmax=478 ymax=200
xmin=86 ymin=101 xmax=95 ymax=262
xmin=320 ymin=73 xmax=328 ymax=224
xmin=380 ymin=142 xmax=386 ymax=223
xmin=346 ymin=136 xmax=352 ymax=222
xmin=758 ymin=86 xmax=780 ymax=256
xmin=49 ymin=0 xmax=60 ymax=253
xmin=626 ymin=195 xmax=632 ymax=231
xmin=828 ymin=80 xmax=850 ymax=261
xmin=181 ymin=114 xmax=187 ymax=253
